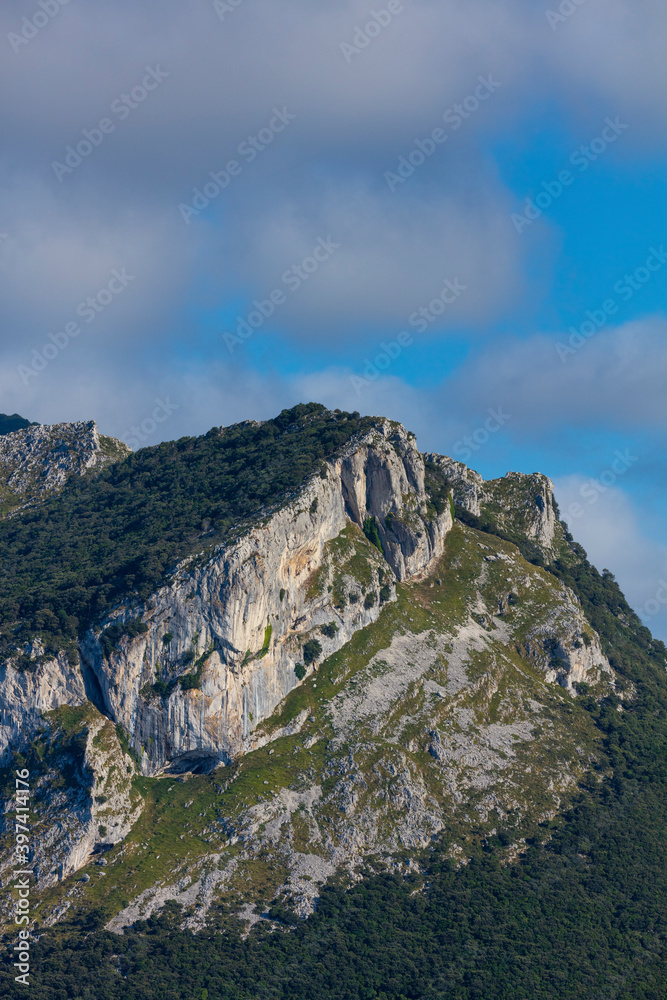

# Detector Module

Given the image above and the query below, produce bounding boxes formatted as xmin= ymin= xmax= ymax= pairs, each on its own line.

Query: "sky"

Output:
xmin=1 ymin=0 xmax=666 ymax=640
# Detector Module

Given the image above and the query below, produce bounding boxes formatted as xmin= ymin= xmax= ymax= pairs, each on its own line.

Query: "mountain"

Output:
xmin=0 ymin=418 xmax=129 ymax=518
xmin=1 ymin=404 xmax=666 ymax=999
xmin=0 ymin=413 xmax=36 ymax=437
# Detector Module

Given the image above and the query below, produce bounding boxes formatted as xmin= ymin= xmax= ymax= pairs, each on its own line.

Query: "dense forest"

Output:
xmin=0 ymin=404 xmax=371 ymax=663
xmin=2 ymin=516 xmax=667 ymax=999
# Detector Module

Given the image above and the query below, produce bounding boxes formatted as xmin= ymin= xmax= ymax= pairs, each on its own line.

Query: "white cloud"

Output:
xmin=220 ymin=178 xmax=522 ymax=338
xmin=437 ymin=318 xmax=667 ymax=439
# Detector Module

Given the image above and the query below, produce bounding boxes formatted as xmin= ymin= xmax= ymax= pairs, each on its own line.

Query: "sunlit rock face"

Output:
xmin=78 ymin=419 xmax=453 ymax=773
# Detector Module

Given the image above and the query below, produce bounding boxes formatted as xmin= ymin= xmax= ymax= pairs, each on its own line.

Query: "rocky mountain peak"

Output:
xmin=426 ymin=453 xmax=558 ymax=557
xmin=0 ymin=419 xmax=130 ymax=517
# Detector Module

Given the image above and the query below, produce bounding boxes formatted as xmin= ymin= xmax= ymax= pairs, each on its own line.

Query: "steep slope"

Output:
xmin=0 ymin=704 xmax=142 ymax=895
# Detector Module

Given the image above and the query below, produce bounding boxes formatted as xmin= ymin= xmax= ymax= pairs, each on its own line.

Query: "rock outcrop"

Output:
xmin=0 ymin=703 xmax=142 ymax=910
xmin=427 ymin=454 xmax=558 ymax=556
xmin=0 ymin=649 xmax=88 ymax=766
xmin=0 ymin=419 xmax=130 ymax=516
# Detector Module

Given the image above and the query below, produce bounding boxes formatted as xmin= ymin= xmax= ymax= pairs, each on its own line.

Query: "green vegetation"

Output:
xmin=179 ymin=643 xmax=215 ymax=691
xmin=99 ymin=618 xmax=148 ymax=659
xmin=0 ymin=404 xmax=372 ymax=660
xmin=294 ymin=663 xmax=306 ymax=681
xmin=303 ymin=639 xmax=322 ymax=665
xmin=319 ymin=622 xmax=338 ymax=639
xmin=423 ymin=458 xmax=451 ymax=520
xmin=362 ymin=515 xmax=383 ymax=552
xmin=258 ymin=624 xmax=273 ymax=659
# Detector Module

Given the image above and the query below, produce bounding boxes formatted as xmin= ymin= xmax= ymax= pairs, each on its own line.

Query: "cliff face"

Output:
xmin=79 ymin=420 xmax=453 ymax=774
xmin=0 ymin=649 xmax=87 ymax=768
xmin=0 ymin=703 xmax=142 ymax=922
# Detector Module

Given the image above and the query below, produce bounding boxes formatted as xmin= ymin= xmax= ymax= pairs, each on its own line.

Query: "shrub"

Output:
xmin=294 ymin=663 xmax=306 ymax=681
xmin=303 ymin=639 xmax=322 ymax=665
xmin=379 ymin=585 xmax=391 ymax=603
xmin=310 ymin=498 xmax=319 ymax=514
xmin=162 ymin=632 xmax=173 ymax=645
xmin=423 ymin=459 xmax=451 ymax=519
xmin=320 ymin=622 xmax=339 ymax=639
xmin=151 ymin=680 xmax=176 ymax=699
xmin=364 ymin=592 xmax=377 ymax=610
xmin=100 ymin=618 xmax=148 ymax=659
xmin=363 ymin=516 xmax=383 ymax=553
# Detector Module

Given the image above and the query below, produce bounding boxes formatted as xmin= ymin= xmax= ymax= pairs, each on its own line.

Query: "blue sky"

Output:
xmin=1 ymin=0 xmax=666 ymax=639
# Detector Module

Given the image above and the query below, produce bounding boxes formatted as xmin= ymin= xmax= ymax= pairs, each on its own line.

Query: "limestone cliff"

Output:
xmin=79 ymin=420 xmax=453 ymax=774
xmin=0 ymin=703 xmax=142 ymax=922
